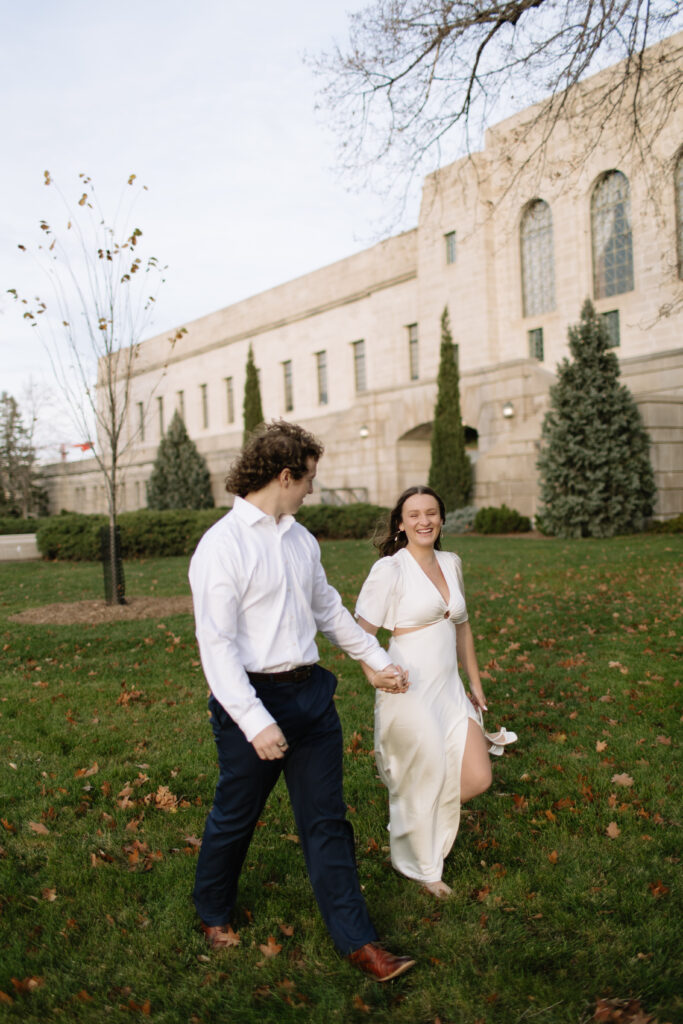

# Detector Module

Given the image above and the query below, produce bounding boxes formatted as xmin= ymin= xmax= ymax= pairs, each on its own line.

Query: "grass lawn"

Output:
xmin=0 ymin=534 xmax=680 ymax=1024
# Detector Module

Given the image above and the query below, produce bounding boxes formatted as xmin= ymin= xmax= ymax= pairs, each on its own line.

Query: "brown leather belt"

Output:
xmin=247 ymin=665 xmax=315 ymax=684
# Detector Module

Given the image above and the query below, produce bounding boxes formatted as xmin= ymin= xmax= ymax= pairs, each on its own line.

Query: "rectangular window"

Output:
xmin=528 ymin=327 xmax=544 ymax=360
xmin=137 ymin=401 xmax=145 ymax=442
xmin=225 ymin=377 xmax=235 ymax=424
xmin=282 ymin=360 xmax=293 ymax=412
xmin=601 ymin=309 xmax=620 ymax=347
xmin=408 ymin=324 xmax=419 ymax=380
xmin=157 ymin=396 xmax=164 ymax=437
xmin=445 ymin=231 xmax=456 ymax=265
xmin=200 ymin=383 xmax=209 ymax=428
xmin=352 ymin=340 xmax=366 ymax=393
xmin=177 ymin=389 xmax=185 ymax=420
xmin=316 ymin=351 xmax=328 ymax=405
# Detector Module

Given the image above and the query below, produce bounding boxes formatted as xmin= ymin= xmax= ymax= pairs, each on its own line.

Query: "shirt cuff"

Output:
xmin=363 ymin=647 xmax=392 ymax=672
xmin=238 ymin=703 xmax=277 ymax=743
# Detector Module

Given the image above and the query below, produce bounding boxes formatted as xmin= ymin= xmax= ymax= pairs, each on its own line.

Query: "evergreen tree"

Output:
xmin=0 ymin=392 xmax=47 ymax=516
xmin=146 ymin=411 xmax=214 ymax=510
xmin=537 ymin=299 xmax=656 ymax=538
xmin=242 ymin=344 xmax=264 ymax=445
xmin=428 ymin=307 xmax=472 ymax=511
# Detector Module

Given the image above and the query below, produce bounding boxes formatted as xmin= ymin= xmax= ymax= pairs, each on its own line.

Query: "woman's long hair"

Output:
xmin=375 ymin=485 xmax=446 ymax=558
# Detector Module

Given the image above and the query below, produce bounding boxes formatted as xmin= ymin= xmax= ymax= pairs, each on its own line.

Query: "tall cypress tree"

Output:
xmin=428 ymin=307 xmax=472 ymax=511
xmin=537 ymin=299 xmax=656 ymax=537
xmin=146 ymin=411 xmax=214 ymax=510
xmin=242 ymin=344 xmax=264 ymax=445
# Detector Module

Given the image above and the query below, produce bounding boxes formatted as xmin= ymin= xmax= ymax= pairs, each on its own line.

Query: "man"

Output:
xmin=189 ymin=420 xmax=414 ymax=982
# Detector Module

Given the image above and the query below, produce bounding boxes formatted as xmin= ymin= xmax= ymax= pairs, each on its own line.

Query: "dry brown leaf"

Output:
xmin=74 ymin=762 xmax=99 ymax=778
xmin=648 ymin=879 xmax=670 ymax=898
xmin=548 ymin=850 xmax=559 ymax=864
xmin=0 ymin=990 xmax=13 ymax=1005
xmin=605 ymin=821 xmax=621 ymax=839
xmin=612 ymin=773 xmax=634 ymax=787
xmin=41 ymin=887 xmax=57 ymax=901
xmin=655 ymin=735 xmax=671 ymax=745
xmin=1 ymin=819 xmax=16 ymax=833
xmin=259 ymin=935 xmax=282 ymax=958
xmin=278 ymin=923 xmax=294 ymax=936
xmin=353 ymin=994 xmax=371 ymax=1012
xmin=595 ymin=740 xmax=607 ymax=752
xmin=28 ymin=821 xmax=49 ymax=835
xmin=11 ymin=977 xmax=44 ymax=994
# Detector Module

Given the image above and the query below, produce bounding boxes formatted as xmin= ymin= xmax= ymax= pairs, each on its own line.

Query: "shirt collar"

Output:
xmin=233 ymin=495 xmax=295 ymax=534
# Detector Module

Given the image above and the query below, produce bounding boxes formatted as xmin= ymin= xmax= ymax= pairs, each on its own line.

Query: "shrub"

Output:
xmin=473 ymin=504 xmax=532 ymax=534
xmin=146 ymin=411 xmax=214 ymax=510
xmin=647 ymin=514 xmax=683 ymax=534
xmin=443 ymin=505 xmax=477 ymax=534
xmin=36 ymin=514 xmax=107 ymax=560
xmin=0 ymin=516 xmax=51 ymax=535
xmin=296 ymin=503 xmax=388 ymax=540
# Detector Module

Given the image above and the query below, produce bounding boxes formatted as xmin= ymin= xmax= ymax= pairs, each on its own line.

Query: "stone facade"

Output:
xmin=43 ymin=34 xmax=683 ymax=519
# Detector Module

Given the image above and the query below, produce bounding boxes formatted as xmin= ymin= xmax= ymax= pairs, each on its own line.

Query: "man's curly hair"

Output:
xmin=225 ymin=421 xmax=324 ymax=497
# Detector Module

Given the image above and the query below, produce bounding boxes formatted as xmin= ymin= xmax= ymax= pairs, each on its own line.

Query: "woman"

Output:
xmin=356 ymin=486 xmax=515 ymax=898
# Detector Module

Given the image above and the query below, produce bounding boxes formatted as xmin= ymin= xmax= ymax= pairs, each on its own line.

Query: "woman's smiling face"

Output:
xmin=399 ymin=492 xmax=444 ymax=549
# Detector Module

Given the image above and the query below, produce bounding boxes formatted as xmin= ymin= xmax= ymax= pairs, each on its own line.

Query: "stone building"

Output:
xmin=43 ymin=33 xmax=683 ymax=519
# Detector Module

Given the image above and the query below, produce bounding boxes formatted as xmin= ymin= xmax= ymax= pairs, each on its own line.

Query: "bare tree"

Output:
xmin=9 ymin=172 xmax=185 ymax=602
xmin=313 ymin=2 xmax=682 ymax=212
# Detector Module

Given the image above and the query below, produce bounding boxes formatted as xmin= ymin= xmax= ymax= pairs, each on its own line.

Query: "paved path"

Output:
xmin=0 ymin=534 xmax=40 ymax=561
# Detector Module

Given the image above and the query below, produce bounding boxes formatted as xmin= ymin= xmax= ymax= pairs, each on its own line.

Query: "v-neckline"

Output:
xmin=403 ymin=548 xmax=450 ymax=606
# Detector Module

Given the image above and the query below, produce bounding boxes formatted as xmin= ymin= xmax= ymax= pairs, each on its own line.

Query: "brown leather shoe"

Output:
xmin=200 ymin=922 xmax=239 ymax=949
xmin=347 ymin=942 xmax=415 ymax=982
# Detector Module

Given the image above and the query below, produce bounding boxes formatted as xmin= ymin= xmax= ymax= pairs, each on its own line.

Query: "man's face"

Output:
xmin=282 ymin=457 xmax=317 ymax=515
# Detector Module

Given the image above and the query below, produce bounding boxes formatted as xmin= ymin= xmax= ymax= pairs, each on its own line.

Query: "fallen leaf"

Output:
xmin=74 ymin=762 xmax=99 ymax=778
xmin=0 ymin=991 xmax=13 ymax=1005
xmin=648 ymin=879 xmax=669 ymax=898
xmin=259 ymin=935 xmax=282 ymax=958
xmin=605 ymin=821 xmax=621 ymax=839
xmin=41 ymin=887 xmax=57 ymax=901
xmin=29 ymin=821 xmax=49 ymax=835
xmin=612 ymin=773 xmax=634 ymax=788
xmin=11 ymin=977 xmax=44 ymax=994
xmin=655 ymin=735 xmax=671 ymax=746
xmin=278 ymin=923 xmax=294 ymax=937
xmin=595 ymin=740 xmax=607 ymax=752
xmin=548 ymin=850 xmax=558 ymax=864
xmin=1 ymin=819 xmax=16 ymax=833
xmin=353 ymin=994 xmax=371 ymax=1012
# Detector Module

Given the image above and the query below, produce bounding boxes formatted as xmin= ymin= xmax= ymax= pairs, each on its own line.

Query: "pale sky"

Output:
xmin=0 ymin=0 xmax=420 ymax=457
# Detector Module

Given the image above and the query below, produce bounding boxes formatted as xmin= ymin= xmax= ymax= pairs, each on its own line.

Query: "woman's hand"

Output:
xmin=469 ymin=680 xmax=488 ymax=712
xmin=370 ymin=665 xmax=410 ymax=693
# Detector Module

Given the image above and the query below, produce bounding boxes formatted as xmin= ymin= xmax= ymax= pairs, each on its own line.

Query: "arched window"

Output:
xmin=520 ymin=199 xmax=555 ymax=317
xmin=591 ymin=170 xmax=634 ymax=298
xmin=675 ymin=149 xmax=683 ymax=280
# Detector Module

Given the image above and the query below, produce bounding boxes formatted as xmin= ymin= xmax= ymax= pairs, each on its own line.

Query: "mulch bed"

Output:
xmin=9 ymin=595 xmax=193 ymax=626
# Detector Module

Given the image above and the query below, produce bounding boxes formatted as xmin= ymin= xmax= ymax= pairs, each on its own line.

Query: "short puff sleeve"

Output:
xmin=355 ymin=556 xmax=403 ymax=631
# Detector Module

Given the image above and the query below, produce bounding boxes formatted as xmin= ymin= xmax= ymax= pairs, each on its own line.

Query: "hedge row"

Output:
xmin=0 ymin=516 xmax=52 ymax=535
xmin=34 ymin=504 xmax=390 ymax=560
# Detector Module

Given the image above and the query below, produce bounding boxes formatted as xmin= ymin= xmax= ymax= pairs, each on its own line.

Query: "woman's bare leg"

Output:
xmin=460 ymin=719 xmax=492 ymax=804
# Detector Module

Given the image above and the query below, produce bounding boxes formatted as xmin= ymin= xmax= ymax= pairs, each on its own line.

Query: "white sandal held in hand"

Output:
xmin=473 ymin=706 xmax=518 ymax=756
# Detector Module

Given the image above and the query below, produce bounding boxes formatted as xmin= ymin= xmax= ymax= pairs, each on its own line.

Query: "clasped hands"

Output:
xmin=370 ymin=664 xmax=410 ymax=694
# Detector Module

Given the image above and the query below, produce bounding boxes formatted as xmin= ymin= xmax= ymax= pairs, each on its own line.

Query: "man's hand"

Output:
xmin=252 ymin=723 xmax=289 ymax=760
xmin=370 ymin=665 xmax=410 ymax=694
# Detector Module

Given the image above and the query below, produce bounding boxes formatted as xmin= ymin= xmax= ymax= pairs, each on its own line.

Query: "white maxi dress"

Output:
xmin=355 ymin=548 xmax=479 ymax=884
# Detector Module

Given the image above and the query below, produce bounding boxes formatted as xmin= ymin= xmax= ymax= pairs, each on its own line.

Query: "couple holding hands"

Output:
xmin=188 ymin=421 xmax=516 ymax=982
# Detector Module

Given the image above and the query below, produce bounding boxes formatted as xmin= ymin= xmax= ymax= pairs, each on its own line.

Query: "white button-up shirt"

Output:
xmin=189 ymin=496 xmax=392 ymax=741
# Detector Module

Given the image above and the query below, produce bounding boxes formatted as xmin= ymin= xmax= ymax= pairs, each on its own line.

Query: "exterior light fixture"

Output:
xmin=359 ymin=425 xmax=369 ymax=438
xmin=502 ymin=401 xmax=515 ymax=419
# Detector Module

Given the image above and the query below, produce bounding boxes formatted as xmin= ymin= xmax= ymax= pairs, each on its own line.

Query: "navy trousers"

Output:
xmin=192 ymin=664 xmax=378 ymax=954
